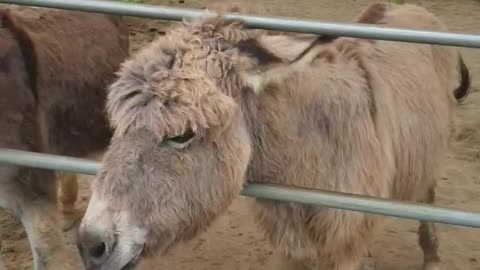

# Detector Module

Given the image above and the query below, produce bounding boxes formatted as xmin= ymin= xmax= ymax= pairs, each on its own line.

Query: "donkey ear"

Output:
xmin=242 ymin=63 xmax=299 ymax=95
xmin=236 ymin=35 xmax=325 ymax=95
xmin=354 ymin=3 xmax=389 ymax=24
xmin=235 ymin=38 xmax=285 ymax=94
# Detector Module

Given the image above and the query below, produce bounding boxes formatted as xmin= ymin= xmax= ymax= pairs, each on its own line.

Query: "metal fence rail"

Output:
xmin=1 ymin=148 xmax=480 ymax=228
xmin=0 ymin=0 xmax=479 ymax=47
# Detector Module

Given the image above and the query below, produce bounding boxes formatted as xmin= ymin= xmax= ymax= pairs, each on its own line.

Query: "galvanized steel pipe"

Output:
xmin=0 ymin=0 xmax=479 ymax=48
xmin=0 ymin=148 xmax=101 ymax=175
xmin=1 ymin=148 xmax=480 ymax=228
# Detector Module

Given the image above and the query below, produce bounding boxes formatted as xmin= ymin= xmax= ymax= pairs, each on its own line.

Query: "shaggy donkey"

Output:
xmin=77 ymin=3 xmax=469 ymax=270
xmin=0 ymin=5 xmax=128 ymax=270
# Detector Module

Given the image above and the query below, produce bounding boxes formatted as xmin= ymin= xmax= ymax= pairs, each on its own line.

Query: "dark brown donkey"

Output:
xmin=0 ymin=5 xmax=129 ymax=270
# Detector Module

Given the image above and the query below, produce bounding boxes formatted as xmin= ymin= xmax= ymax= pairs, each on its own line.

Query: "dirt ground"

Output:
xmin=1 ymin=0 xmax=480 ymax=269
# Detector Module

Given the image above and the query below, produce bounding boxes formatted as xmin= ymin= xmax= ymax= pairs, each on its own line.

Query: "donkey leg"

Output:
xmin=273 ymin=251 xmax=366 ymax=270
xmin=21 ymin=193 xmax=84 ymax=270
xmin=359 ymin=251 xmax=376 ymax=270
xmin=318 ymin=216 xmax=377 ymax=270
xmin=21 ymin=198 xmax=84 ymax=270
xmin=0 ymin=167 xmax=84 ymax=270
xmin=333 ymin=259 xmax=363 ymax=270
xmin=0 ymin=166 xmax=19 ymax=270
xmin=254 ymin=201 xmax=317 ymax=270
xmin=0 ymin=256 xmax=7 ymax=270
xmin=269 ymin=251 xmax=314 ymax=270
xmin=0 ymin=240 xmax=7 ymax=270
xmin=418 ymin=187 xmax=441 ymax=270
xmin=56 ymin=171 xmax=79 ymax=231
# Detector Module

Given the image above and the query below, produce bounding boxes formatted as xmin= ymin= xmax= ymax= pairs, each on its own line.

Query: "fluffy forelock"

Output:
xmin=106 ymin=13 xmax=255 ymax=140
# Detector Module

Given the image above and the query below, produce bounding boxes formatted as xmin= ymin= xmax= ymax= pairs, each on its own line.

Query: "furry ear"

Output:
xmin=240 ymin=63 xmax=294 ymax=95
xmin=354 ymin=3 xmax=389 ymax=24
xmin=237 ymin=55 xmax=293 ymax=96
xmin=236 ymin=34 xmax=327 ymax=95
xmin=204 ymin=2 xmax=268 ymax=38
xmin=234 ymin=38 xmax=283 ymax=95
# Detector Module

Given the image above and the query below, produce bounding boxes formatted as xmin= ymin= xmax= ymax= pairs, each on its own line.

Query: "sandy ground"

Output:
xmin=1 ymin=0 xmax=480 ymax=269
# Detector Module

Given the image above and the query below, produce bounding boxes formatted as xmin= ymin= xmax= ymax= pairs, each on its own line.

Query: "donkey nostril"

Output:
xmin=89 ymin=242 xmax=106 ymax=259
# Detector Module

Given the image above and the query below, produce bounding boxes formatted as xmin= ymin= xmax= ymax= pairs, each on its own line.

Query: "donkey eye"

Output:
xmin=168 ymin=129 xmax=195 ymax=145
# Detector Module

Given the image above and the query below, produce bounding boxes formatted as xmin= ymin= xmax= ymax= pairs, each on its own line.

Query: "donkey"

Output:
xmin=0 ymin=5 xmax=129 ymax=270
xmin=77 ymin=3 xmax=470 ymax=270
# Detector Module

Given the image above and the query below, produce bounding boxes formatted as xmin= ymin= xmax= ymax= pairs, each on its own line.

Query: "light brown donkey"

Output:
xmin=77 ymin=3 xmax=470 ymax=270
xmin=0 ymin=5 xmax=129 ymax=270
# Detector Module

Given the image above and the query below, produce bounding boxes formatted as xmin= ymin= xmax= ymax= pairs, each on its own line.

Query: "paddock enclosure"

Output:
xmin=0 ymin=0 xmax=479 ymax=269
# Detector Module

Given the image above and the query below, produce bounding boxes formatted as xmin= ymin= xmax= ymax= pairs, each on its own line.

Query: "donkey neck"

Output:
xmin=237 ymin=50 xmax=379 ymax=194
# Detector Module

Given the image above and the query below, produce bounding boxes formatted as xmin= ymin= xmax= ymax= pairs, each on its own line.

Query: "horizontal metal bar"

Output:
xmin=243 ymin=184 xmax=480 ymax=228
xmin=1 ymin=148 xmax=480 ymax=228
xmin=0 ymin=148 xmax=100 ymax=175
xmin=0 ymin=0 xmax=479 ymax=48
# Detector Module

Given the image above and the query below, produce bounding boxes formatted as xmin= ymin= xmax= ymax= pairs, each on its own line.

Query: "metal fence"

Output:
xmin=0 ymin=0 xmax=479 ymax=228
xmin=1 ymin=0 xmax=480 ymax=47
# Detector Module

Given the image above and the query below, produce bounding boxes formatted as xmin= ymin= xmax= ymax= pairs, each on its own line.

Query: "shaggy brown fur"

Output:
xmin=0 ymin=5 xmax=129 ymax=270
xmin=78 ymin=3 xmax=470 ymax=270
